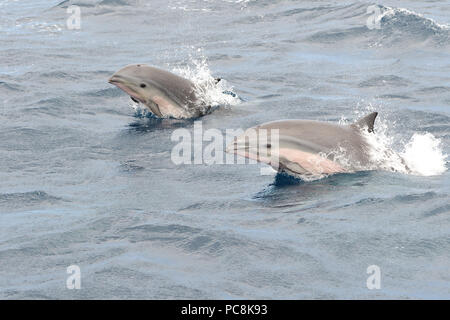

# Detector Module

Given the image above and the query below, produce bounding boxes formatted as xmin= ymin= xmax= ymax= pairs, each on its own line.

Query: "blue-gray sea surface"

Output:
xmin=0 ymin=0 xmax=449 ymax=299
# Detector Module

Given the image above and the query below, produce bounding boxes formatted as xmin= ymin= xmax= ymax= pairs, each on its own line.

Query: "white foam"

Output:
xmin=362 ymin=114 xmax=447 ymax=176
xmin=400 ymin=133 xmax=448 ymax=176
xmin=129 ymin=100 xmax=152 ymax=118
xmin=172 ymin=54 xmax=241 ymax=108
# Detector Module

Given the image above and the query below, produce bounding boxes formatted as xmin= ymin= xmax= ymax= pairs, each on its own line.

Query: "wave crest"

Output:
xmin=309 ymin=4 xmax=449 ymax=47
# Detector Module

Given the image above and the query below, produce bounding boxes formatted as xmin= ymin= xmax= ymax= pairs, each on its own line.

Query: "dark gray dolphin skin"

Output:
xmin=108 ymin=64 xmax=210 ymax=119
xmin=226 ymin=112 xmax=379 ymax=177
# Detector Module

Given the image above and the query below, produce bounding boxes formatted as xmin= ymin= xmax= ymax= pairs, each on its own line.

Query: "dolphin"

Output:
xmin=108 ymin=64 xmax=210 ymax=119
xmin=226 ymin=112 xmax=379 ymax=177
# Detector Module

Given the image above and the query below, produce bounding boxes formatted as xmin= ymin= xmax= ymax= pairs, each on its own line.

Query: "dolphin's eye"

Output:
xmin=140 ymin=83 xmax=146 ymax=88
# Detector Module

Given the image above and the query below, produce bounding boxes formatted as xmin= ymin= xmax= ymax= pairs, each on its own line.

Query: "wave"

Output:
xmin=379 ymin=6 xmax=448 ymax=33
xmin=0 ymin=191 xmax=62 ymax=209
xmin=85 ymin=87 xmax=124 ymax=97
xmin=0 ymin=81 xmax=23 ymax=92
xmin=374 ymin=5 xmax=449 ymax=46
xmin=308 ymin=4 xmax=449 ymax=47
xmin=359 ymin=75 xmax=411 ymax=88
xmin=55 ymin=0 xmax=136 ymax=8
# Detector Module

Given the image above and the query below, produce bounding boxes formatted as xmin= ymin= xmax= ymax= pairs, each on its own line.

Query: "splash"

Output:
xmin=400 ymin=133 xmax=448 ymax=176
xmin=129 ymin=100 xmax=153 ymax=118
xmin=171 ymin=54 xmax=241 ymax=109
xmin=362 ymin=114 xmax=447 ymax=176
xmin=290 ymin=108 xmax=447 ymax=181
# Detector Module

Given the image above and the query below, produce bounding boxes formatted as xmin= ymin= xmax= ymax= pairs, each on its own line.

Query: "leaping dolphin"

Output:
xmin=108 ymin=64 xmax=210 ymax=119
xmin=226 ymin=112 xmax=379 ymax=177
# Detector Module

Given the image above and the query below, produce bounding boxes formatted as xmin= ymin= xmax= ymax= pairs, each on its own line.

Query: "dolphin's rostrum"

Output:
xmin=109 ymin=64 xmax=211 ymax=119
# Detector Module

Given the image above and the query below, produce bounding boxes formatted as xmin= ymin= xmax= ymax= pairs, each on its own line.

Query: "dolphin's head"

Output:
xmin=108 ymin=64 xmax=199 ymax=118
xmin=108 ymin=64 xmax=157 ymax=105
xmin=226 ymin=126 xmax=277 ymax=164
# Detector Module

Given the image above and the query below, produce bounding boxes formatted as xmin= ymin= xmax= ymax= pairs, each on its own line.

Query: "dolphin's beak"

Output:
xmin=226 ymin=136 xmax=274 ymax=166
xmin=108 ymin=74 xmax=121 ymax=84
xmin=226 ymin=131 xmax=278 ymax=166
xmin=108 ymin=74 xmax=144 ymax=104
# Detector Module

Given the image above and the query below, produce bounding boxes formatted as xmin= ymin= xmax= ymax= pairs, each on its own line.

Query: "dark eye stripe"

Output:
xmin=140 ymin=83 xmax=146 ymax=88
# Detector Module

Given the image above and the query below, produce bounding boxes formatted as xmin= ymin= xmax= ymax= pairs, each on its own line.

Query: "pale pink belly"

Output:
xmin=278 ymin=148 xmax=345 ymax=175
xmin=234 ymin=148 xmax=345 ymax=175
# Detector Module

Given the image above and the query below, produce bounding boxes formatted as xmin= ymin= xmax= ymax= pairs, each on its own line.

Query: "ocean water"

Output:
xmin=0 ymin=0 xmax=449 ymax=299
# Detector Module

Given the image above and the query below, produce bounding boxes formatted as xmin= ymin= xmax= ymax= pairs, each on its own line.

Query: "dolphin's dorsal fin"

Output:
xmin=351 ymin=112 xmax=378 ymax=133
